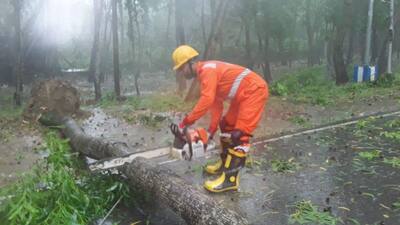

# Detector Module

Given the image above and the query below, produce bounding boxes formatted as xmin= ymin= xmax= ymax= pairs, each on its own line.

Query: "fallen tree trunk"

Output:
xmin=39 ymin=114 xmax=248 ymax=225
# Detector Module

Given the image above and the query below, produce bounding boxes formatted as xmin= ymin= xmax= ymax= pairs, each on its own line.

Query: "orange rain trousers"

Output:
xmin=182 ymin=60 xmax=269 ymax=136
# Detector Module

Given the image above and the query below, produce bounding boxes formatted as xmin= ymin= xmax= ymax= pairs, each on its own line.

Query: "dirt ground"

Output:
xmin=0 ymin=121 xmax=44 ymax=187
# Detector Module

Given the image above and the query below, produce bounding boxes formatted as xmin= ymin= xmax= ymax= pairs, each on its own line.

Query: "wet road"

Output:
xmin=162 ymin=114 xmax=400 ymax=225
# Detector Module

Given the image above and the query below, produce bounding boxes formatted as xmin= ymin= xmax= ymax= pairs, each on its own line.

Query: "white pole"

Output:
xmin=364 ymin=0 xmax=374 ymax=65
xmin=388 ymin=0 xmax=394 ymax=75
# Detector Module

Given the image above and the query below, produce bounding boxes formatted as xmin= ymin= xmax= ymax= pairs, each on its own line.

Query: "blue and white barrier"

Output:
xmin=353 ymin=65 xmax=378 ymax=83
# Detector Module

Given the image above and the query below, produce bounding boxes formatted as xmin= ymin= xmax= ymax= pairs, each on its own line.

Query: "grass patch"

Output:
xmin=383 ymin=157 xmax=400 ymax=168
xmin=357 ymin=150 xmax=381 ymax=161
xmin=393 ymin=200 xmax=400 ymax=210
xmin=355 ymin=117 xmax=376 ymax=130
xmin=0 ymin=90 xmax=24 ymax=121
xmin=271 ymin=158 xmax=299 ymax=173
xmin=352 ymin=158 xmax=377 ymax=175
xmin=353 ymin=117 xmax=377 ymax=137
xmin=385 ymin=118 xmax=400 ymax=128
xmin=0 ymin=129 xmax=13 ymax=143
xmin=270 ymin=66 xmax=400 ymax=106
xmin=288 ymin=115 xmax=310 ymax=127
xmin=380 ymin=131 xmax=400 ymax=141
xmin=289 ymin=200 xmax=338 ymax=225
xmin=0 ymin=106 xmax=23 ymax=121
xmin=0 ymin=132 xmax=133 ymax=225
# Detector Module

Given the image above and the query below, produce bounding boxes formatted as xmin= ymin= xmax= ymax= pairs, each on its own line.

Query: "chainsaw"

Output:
xmin=87 ymin=124 xmax=214 ymax=171
xmin=169 ymin=123 xmax=214 ymax=161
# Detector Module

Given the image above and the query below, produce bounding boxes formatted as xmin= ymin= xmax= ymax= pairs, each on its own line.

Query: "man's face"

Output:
xmin=177 ymin=63 xmax=195 ymax=80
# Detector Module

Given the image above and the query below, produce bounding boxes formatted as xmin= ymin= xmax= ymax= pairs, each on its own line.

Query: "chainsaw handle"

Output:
xmin=184 ymin=128 xmax=193 ymax=161
xmin=170 ymin=123 xmax=185 ymax=141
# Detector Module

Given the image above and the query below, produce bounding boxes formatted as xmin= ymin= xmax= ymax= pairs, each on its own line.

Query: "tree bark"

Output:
xmin=346 ymin=30 xmax=355 ymax=66
xmin=112 ymin=0 xmax=121 ymax=98
xmin=39 ymin=114 xmax=248 ymax=225
xmin=387 ymin=0 xmax=394 ymax=75
xmin=333 ymin=29 xmax=348 ymax=84
xmin=370 ymin=25 xmax=378 ymax=64
xmin=12 ymin=0 xmax=23 ymax=106
xmin=305 ymin=0 xmax=315 ymax=66
xmin=365 ymin=0 xmax=375 ymax=65
xmin=262 ymin=32 xmax=273 ymax=83
xmin=345 ymin=0 xmax=356 ymax=66
xmin=89 ymin=0 xmax=103 ymax=101
xmin=377 ymin=34 xmax=389 ymax=75
xmin=332 ymin=0 xmax=351 ymax=85
xmin=255 ymin=6 xmax=272 ymax=83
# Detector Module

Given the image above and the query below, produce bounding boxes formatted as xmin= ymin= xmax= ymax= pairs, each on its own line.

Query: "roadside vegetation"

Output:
xmin=270 ymin=66 xmax=400 ymax=106
xmin=0 ymin=93 xmax=23 ymax=121
xmin=0 ymin=132 xmax=134 ymax=225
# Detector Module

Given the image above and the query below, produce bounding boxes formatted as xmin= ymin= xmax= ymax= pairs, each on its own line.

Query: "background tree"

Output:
xmin=12 ymin=0 xmax=23 ymax=106
xmin=112 ymin=0 xmax=121 ymax=98
xmin=330 ymin=0 xmax=352 ymax=84
xmin=89 ymin=0 xmax=103 ymax=101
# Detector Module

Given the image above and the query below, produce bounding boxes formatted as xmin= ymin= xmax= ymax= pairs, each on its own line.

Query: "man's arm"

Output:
xmin=181 ymin=71 xmax=218 ymax=127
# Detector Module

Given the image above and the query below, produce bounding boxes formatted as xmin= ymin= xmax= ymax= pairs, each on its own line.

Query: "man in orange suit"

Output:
xmin=172 ymin=45 xmax=269 ymax=192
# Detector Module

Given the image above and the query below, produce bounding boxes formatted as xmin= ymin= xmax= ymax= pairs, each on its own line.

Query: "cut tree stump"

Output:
xmin=39 ymin=114 xmax=248 ymax=225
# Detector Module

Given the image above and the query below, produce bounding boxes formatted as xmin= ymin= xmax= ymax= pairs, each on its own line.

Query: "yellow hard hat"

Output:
xmin=172 ymin=45 xmax=199 ymax=70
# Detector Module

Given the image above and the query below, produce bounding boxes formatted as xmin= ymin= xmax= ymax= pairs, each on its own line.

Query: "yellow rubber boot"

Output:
xmin=204 ymin=137 xmax=230 ymax=175
xmin=204 ymin=149 xmax=246 ymax=192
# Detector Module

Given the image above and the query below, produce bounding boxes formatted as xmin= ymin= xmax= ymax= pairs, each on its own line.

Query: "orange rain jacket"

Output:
xmin=181 ymin=61 xmax=269 ymax=135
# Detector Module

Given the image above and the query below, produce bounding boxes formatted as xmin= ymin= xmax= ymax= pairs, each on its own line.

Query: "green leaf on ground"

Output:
xmin=289 ymin=200 xmax=338 ymax=225
xmin=383 ymin=157 xmax=400 ymax=168
xmin=271 ymin=159 xmax=299 ymax=173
